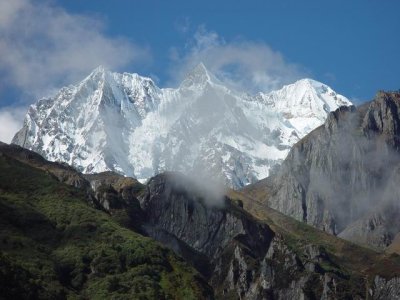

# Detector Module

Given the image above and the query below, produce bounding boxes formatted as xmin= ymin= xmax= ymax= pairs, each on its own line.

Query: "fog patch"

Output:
xmin=167 ymin=169 xmax=228 ymax=208
xmin=0 ymin=106 xmax=27 ymax=143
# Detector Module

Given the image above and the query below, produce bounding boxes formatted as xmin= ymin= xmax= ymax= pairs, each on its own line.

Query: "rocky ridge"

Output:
xmin=12 ymin=64 xmax=351 ymax=189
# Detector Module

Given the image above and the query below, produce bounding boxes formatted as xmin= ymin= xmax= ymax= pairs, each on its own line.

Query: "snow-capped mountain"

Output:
xmin=13 ymin=63 xmax=351 ymax=188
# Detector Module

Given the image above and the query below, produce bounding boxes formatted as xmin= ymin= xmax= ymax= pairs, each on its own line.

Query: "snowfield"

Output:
xmin=13 ymin=63 xmax=351 ymax=188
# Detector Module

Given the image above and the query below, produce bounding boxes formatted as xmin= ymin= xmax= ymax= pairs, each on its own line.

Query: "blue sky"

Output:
xmin=60 ymin=0 xmax=400 ymax=100
xmin=0 ymin=0 xmax=399 ymax=141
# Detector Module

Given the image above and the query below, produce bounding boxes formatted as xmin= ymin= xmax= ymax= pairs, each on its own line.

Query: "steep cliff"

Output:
xmin=135 ymin=172 xmax=400 ymax=299
xmin=244 ymin=91 xmax=400 ymax=250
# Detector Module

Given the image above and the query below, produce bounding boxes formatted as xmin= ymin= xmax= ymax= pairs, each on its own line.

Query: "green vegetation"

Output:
xmin=0 ymin=154 xmax=212 ymax=299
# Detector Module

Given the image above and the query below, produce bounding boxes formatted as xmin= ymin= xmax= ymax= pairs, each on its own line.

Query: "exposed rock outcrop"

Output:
xmin=245 ymin=91 xmax=400 ymax=250
xmin=372 ymin=276 xmax=400 ymax=299
xmin=135 ymin=172 xmax=400 ymax=299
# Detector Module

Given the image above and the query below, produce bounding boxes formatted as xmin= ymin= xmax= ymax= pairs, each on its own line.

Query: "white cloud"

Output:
xmin=0 ymin=106 xmax=26 ymax=143
xmin=0 ymin=0 xmax=150 ymax=97
xmin=169 ymin=27 xmax=307 ymax=93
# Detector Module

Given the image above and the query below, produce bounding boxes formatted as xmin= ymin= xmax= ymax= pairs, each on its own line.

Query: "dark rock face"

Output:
xmin=84 ymin=172 xmax=143 ymax=209
xmin=83 ymin=172 xmax=146 ymax=232
xmin=372 ymin=276 xmax=400 ymax=299
xmin=139 ymin=173 xmax=273 ymax=258
xmin=135 ymin=172 xmax=400 ymax=299
xmin=250 ymin=92 xmax=400 ymax=249
xmin=362 ymin=92 xmax=400 ymax=149
xmin=138 ymin=173 xmax=277 ymax=298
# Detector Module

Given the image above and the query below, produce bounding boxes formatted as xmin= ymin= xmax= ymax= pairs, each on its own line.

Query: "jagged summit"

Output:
xmin=86 ymin=65 xmax=156 ymax=88
xmin=13 ymin=67 xmax=351 ymax=188
xmin=83 ymin=65 xmax=113 ymax=84
xmin=191 ymin=62 xmax=209 ymax=76
xmin=254 ymin=77 xmax=351 ymax=134
xmin=90 ymin=64 xmax=108 ymax=74
xmin=179 ymin=62 xmax=216 ymax=90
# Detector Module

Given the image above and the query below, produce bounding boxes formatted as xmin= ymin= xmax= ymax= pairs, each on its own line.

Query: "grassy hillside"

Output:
xmin=0 ymin=152 xmax=212 ymax=299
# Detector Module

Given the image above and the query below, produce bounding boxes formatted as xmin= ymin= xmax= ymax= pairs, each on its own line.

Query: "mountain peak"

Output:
xmin=180 ymin=62 xmax=212 ymax=89
xmin=84 ymin=65 xmax=112 ymax=83
xmin=193 ymin=62 xmax=209 ymax=74
xmin=90 ymin=65 xmax=108 ymax=75
xmin=13 ymin=66 xmax=351 ymax=189
xmin=288 ymin=78 xmax=331 ymax=93
xmin=293 ymin=78 xmax=320 ymax=86
xmin=278 ymin=78 xmax=351 ymax=104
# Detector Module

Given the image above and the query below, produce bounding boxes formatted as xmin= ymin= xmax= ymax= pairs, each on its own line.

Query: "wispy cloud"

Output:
xmin=0 ymin=0 xmax=150 ymax=98
xmin=0 ymin=106 xmax=26 ymax=143
xmin=169 ymin=27 xmax=307 ymax=93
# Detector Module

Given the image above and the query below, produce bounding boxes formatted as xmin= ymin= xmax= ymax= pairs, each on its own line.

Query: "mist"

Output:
xmin=167 ymin=171 xmax=228 ymax=208
xmin=0 ymin=106 xmax=26 ymax=143
xmin=149 ymin=85 xmax=248 ymax=207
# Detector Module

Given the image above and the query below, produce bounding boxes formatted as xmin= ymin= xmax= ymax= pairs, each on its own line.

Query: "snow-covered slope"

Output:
xmin=13 ymin=63 xmax=351 ymax=188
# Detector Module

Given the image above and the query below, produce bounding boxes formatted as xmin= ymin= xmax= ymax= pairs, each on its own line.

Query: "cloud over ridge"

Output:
xmin=169 ymin=27 xmax=307 ymax=93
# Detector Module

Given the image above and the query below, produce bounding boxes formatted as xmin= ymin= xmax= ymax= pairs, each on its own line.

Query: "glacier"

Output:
xmin=13 ymin=63 xmax=351 ymax=188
